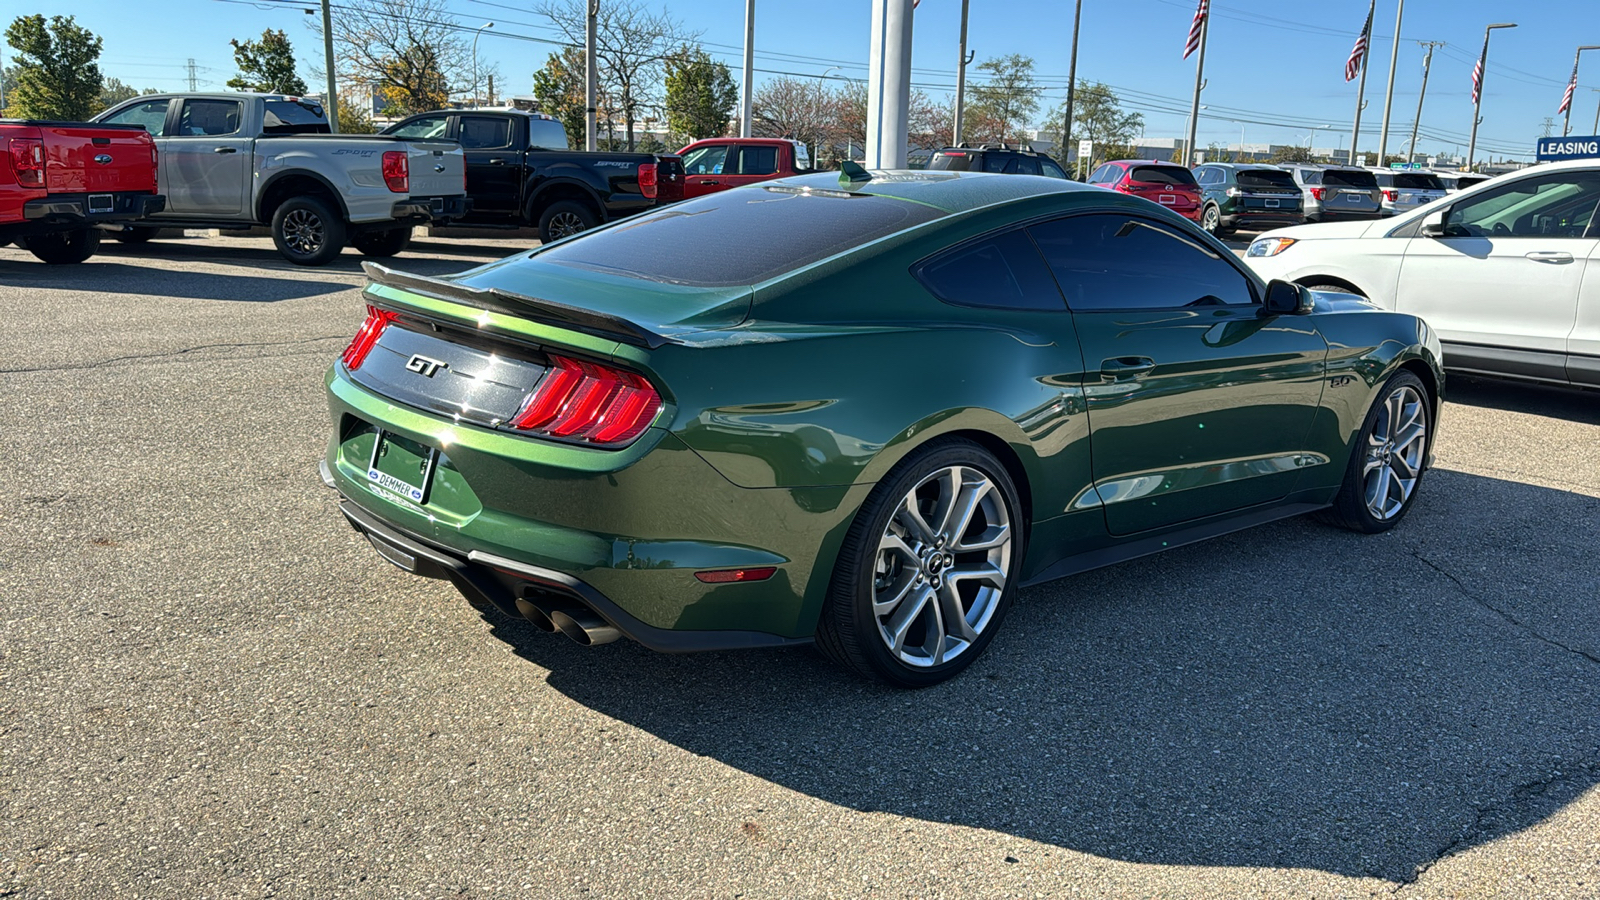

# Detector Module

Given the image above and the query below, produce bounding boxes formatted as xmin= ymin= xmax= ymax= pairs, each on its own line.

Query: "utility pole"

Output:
xmin=740 ymin=0 xmax=754 ymax=137
xmin=487 ymin=74 xmax=495 ymax=107
xmin=320 ymin=0 xmax=339 ymax=133
xmin=584 ymin=0 xmax=597 ymax=150
xmin=1541 ymin=117 xmax=1555 ymax=137
xmin=1467 ymin=23 xmax=1516 ymax=172
xmin=953 ymin=0 xmax=971 ymax=145
xmin=1376 ymin=0 xmax=1404 ymax=162
xmin=1406 ymin=41 xmax=1440 ymax=163
xmin=1592 ymin=88 xmax=1600 ymax=134
xmin=1061 ymin=0 xmax=1083 ymax=170
xmin=1348 ymin=0 xmax=1373 ymax=166
xmin=1562 ymin=46 xmax=1600 ymax=136
xmin=1183 ymin=10 xmax=1209 ymax=168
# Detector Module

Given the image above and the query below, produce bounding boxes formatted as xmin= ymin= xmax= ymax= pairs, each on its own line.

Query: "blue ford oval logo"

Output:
xmin=94 ymin=154 xmax=113 ymax=165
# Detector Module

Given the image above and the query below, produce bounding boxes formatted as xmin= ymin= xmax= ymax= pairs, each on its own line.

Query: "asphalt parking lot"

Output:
xmin=3 ymin=233 xmax=1598 ymax=899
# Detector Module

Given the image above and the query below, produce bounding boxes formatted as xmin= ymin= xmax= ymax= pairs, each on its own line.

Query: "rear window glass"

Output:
xmin=534 ymin=188 xmax=944 ymax=287
xmin=1457 ymin=176 xmax=1489 ymax=188
xmin=1323 ymin=169 xmax=1378 ymax=188
xmin=1394 ymin=173 xmax=1445 ymax=190
xmin=1237 ymin=169 xmax=1296 ymax=189
xmin=928 ymin=152 xmax=974 ymax=171
xmin=528 ymin=118 xmax=567 ymax=150
xmin=459 ymin=116 xmax=513 ymax=150
xmin=263 ymin=99 xmax=329 ymax=134
xmin=1130 ymin=166 xmax=1198 ymax=187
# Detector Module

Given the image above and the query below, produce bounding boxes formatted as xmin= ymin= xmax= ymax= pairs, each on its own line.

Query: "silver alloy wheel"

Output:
xmin=1362 ymin=384 xmax=1427 ymax=520
xmin=872 ymin=465 xmax=1013 ymax=668
xmin=282 ymin=208 xmax=325 ymax=255
xmin=1203 ymin=206 xmax=1220 ymax=233
xmin=547 ymin=211 xmax=587 ymax=239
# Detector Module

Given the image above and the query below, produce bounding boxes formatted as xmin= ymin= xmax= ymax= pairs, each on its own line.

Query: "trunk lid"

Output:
xmin=28 ymin=122 xmax=157 ymax=194
xmin=397 ymin=138 xmax=465 ymax=196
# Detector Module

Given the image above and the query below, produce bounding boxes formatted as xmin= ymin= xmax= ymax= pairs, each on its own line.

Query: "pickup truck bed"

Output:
xmin=1 ymin=119 xmax=164 ymax=263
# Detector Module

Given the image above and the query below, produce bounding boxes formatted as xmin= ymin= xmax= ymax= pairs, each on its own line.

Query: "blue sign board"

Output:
xmin=1536 ymin=136 xmax=1600 ymax=162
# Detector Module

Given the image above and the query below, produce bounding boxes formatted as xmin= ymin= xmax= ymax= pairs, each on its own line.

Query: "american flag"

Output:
xmin=1471 ymin=35 xmax=1488 ymax=105
xmin=1558 ymin=61 xmax=1578 ymax=114
xmin=1345 ymin=1 xmax=1373 ymax=82
xmin=1183 ymin=0 xmax=1208 ymax=60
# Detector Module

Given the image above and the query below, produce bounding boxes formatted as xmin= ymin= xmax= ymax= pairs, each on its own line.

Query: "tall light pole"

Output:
xmin=953 ymin=0 xmax=972 ymax=146
xmin=471 ymin=22 xmax=494 ymax=108
xmin=1376 ymin=0 xmax=1404 ymax=162
xmin=740 ymin=0 xmax=754 ymax=137
xmin=584 ymin=0 xmax=597 ymax=150
xmin=1467 ymin=22 xmax=1516 ymax=172
xmin=1407 ymin=42 xmax=1441 ymax=163
xmin=320 ymin=0 xmax=339 ymax=133
xmin=865 ymin=0 xmax=913 ymax=168
xmin=1592 ymin=88 xmax=1600 ymax=134
xmin=1562 ymin=46 xmax=1600 ymax=136
xmin=1058 ymin=0 xmax=1082 ymax=167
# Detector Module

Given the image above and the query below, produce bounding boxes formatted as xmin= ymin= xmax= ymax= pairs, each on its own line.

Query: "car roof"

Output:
xmin=1200 ymin=162 xmax=1286 ymax=170
xmin=765 ymin=169 xmax=1100 ymax=215
xmin=119 ymin=91 xmax=310 ymax=103
xmin=1104 ymin=159 xmax=1187 ymax=166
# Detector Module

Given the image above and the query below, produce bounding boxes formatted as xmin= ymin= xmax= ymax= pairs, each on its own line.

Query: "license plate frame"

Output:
xmin=1158 ymin=194 xmax=1177 ymax=205
xmin=1265 ymin=198 xmax=1280 ymax=208
xmin=366 ymin=430 xmax=437 ymax=505
xmin=88 ymin=194 xmax=114 ymax=213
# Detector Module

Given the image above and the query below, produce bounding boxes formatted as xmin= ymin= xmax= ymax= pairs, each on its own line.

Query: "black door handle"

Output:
xmin=213 ymin=146 xmax=238 ymax=154
xmin=1100 ymin=357 xmax=1156 ymax=380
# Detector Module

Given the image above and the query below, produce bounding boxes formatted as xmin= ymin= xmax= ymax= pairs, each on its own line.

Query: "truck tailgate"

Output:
xmin=36 ymin=123 xmax=157 ymax=194
xmin=401 ymin=140 xmax=465 ymax=196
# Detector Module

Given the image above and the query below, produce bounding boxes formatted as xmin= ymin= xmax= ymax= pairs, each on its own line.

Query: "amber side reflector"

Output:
xmin=694 ymin=567 xmax=778 ymax=584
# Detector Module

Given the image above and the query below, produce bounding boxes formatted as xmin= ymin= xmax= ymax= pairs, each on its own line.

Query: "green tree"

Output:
xmin=663 ymin=46 xmax=735 ymax=145
xmin=966 ymin=54 xmax=1039 ymax=144
xmin=1041 ymin=80 xmax=1143 ymax=167
xmin=1270 ymin=145 xmax=1314 ymax=164
xmin=227 ymin=29 xmax=307 ymax=95
xmin=338 ymin=96 xmax=377 ymax=134
xmin=532 ymin=48 xmax=587 ymax=149
xmin=99 ymin=76 xmax=139 ymax=108
xmin=4 ymin=14 xmax=104 ymax=120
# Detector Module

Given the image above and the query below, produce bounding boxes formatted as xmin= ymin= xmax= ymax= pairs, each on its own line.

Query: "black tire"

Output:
xmin=1303 ymin=282 xmax=1365 ymax=298
xmin=25 ymin=228 xmax=101 ymax=264
xmin=537 ymin=200 xmax=599 ymax=244
xmin=351 ymin=226 xmax=413 ymax=257
xmin=1316 ymin=370 xmax=1432 ymax=534
xmin=114 ymin=226 xmax=160 ymax=245
xmin=1201 ymin=204 xmax=1222 ymax=235
xmin=271 ymin=195 xmax=346 ymax=266
xmin=815 ymin=439 xmax=1026 ymax=688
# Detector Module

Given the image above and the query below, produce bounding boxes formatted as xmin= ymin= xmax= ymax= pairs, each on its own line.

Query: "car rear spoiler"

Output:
xmin=361 ymin=261 xmax=671 ymax=350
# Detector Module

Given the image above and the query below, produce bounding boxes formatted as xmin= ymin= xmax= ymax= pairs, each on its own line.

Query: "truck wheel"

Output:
xmin=115 ymin=226 xmax=160 ymax=245
xmin=271 ymin=196 xmax=346 ymax=266
xmin=351 ymin=226 xmax=413 ymax=258
xmin=26 ymin=229 xmax=102 ymax=264
xmin=538 ymin=200 xmax=599 ymax=244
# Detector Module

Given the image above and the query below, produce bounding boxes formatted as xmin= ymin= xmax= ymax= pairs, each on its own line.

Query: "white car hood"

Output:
xmin=1258 ymin=219 xmax=1389 ymax=241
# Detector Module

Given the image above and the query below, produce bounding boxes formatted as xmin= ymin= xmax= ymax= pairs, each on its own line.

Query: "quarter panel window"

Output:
xmin=101 ymin=99 xmax=171 ymax=136
xmin=1030 ymin=215 xmax=1257 ymax=311
xmin=915 ymin=229 xmax=1064 ymax=310
xmin=738 ymin=145 xmax=779 ymax=175
xmin=1444 ymin=173 xmax=1600 ymax=239
xmin=1040 ymin=158 xmax=1067 ymax=179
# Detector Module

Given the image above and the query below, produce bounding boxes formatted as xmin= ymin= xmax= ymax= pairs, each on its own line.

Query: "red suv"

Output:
xmin=1085 ymin=160 xmax=1202 ymax=222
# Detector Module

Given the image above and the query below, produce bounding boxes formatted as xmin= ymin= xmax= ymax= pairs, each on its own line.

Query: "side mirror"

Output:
xmin=1420 ymin=208 xmax=1447 ymax=237
xmin=1261 ymin=279 xmax=1314 ymax=316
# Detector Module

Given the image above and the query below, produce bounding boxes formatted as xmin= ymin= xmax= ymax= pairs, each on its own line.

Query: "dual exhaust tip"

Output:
xmin=515 ymin=592 xmax=621 ymax=646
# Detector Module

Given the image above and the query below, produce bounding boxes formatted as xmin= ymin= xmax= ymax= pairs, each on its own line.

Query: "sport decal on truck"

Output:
xmin=593 ymin=161 xmax=635 ymax=168
xmin=331 ymin=148 xmax=379 ymax=157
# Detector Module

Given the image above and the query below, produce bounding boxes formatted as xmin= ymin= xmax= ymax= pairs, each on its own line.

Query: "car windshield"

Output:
xmin=928 ymin=152 xmax=974 ymax=171
xmin=1237 ymin=169 xmax=1296 ymax=189
xmin=1324 ymin=169 xmax=1378 ymax=188
xmin=1394 ymin=173 xmax=1445 ymax=190
xmin=533 ymin=188 xmax=945 ymax=287
xmin=1130 ymin=166 xmax=1197 ymax=186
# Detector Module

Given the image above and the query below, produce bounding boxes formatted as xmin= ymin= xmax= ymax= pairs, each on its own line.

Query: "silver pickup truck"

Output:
xmin=92 ymin=92 xmax=468 ymax=265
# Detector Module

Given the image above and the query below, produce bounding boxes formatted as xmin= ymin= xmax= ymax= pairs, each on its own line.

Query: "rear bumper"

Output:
xmin=4 ymin=192 xmax=165 ymax=238
xmin=388 ymin=194 xmax=472 ymax=224
xmin=1223 ymin=210 xmax=1304 ymax=229
xmin=1308 ymin=208 xmax=1382 ymax=221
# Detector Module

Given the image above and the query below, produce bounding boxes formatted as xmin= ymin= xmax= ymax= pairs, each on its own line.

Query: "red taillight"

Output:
xmin=1310 ymin=187 xmax=1327 ymax=201
xmin=1382 ymin=189 xmax=1398 ymax=202
xmin=10 ymin=138 xmax=44 ymax=189
xmin=381 ymin=151 xmax=409 ymax=193
xmin=341 ymin=305 xmax=399 ymax=369
xmin=149 ymin=141 xmax=158 ymax=192
xmin=638 ymin=162 xmax=658 ymax=199
xmin=1115 ymin=182 xmax=1134 ymax=193
xmin=509 ymin=355 xmax=662 ymax=447
xmin=694 ymin=567 xmax=778 ymax=584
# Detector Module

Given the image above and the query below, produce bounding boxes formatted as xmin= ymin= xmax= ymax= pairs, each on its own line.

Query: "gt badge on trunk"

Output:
xmin=405 ymin=354 xmax=446 ymax=377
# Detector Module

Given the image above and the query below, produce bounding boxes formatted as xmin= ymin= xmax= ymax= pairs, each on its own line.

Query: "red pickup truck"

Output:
xmin=676 ymin=137 xmax=812 ymax=199
xmin=1 ymin=120 xmax=164 ymax=263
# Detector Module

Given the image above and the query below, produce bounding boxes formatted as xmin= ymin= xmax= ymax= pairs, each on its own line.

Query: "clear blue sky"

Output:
xmin=15 ymin=0 xmax=1599 ymax=160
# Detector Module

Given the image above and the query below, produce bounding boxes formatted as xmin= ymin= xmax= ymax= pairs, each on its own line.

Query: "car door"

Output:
xmin=163 ymin=98 xmax=249 ymax=217
xmin=1029 ymin=213 xmax=1328 ymax=535
xmin=680 ymin=144 xmax=731 ymax=198
xmin=97 ymin=98 xmax=176 ymax=214
xmin=1573 ymin=240 xmax=1600 ymax=386
xmin=719 ymin=144 xmax=781 ymax=189
xmin=1394 ymin=169 xmax=1600 ymax=380
xmin=456 ymin=114 xmax=521 ymax=219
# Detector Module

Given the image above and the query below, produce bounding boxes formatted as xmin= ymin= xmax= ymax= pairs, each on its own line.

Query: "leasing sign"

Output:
xmin=1536 ymin=136 xmax=1600 ymax=162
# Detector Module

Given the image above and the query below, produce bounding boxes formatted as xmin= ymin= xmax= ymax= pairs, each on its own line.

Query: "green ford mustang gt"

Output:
xmin=321 ymin=168 xmax=1444 ymax=687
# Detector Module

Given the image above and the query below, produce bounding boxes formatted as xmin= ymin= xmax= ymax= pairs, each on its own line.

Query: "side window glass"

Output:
xmin=388 ymin=116 xmax=449 ymax=140
xmin=1029 ymin=215 xmax=1257 ymax=311
xmin=1040 ymin=158 xmax=1067 ymax=179
xmin=681 ymin=145 xmax=727 ymax=176
xmin=458 ymin=116 xmax=513 ymax=150
xmin=177 ymin=100 xmax=242 ymax=137
xmin=915 ymin=229 xmax=1065 ymax=311
xmin=1012 ymin=157 xmax=1041 ymax=176
xmin=528 ymin=119 xmax=568 ymax=150
xmin=738 ymin=145 xmax=778 ymax=175
xmin=1444 ymin=174 xmax=1600 ymax=239
xmin=983 ymin=154 xmax=1010 ymax=173
xmin=100 ymin=99 xmax=170 ymax=137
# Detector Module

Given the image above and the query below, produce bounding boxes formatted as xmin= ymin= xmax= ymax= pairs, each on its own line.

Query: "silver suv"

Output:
xmin=1369 ymin=168 xmax=1447 ymax=216
xmin=1280 ymin=164 xmax=1383 ymax=222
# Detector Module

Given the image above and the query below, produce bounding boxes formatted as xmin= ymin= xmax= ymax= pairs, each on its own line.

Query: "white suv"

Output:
xmin=1244 ymin=159 xmax=1600 ymax=388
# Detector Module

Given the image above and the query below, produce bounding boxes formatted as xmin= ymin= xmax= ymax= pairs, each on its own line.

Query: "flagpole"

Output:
xmin=1349 ymin=0 xmax=1373 ymax=166
xmin=1184 ymin=10 xmax=1208 ymax=167
xmin=1565 ymin=47 xmax=1600 ymax=137
xmin=1377 ymin=0 xmax=1404 ymax=163
xmin=1468 ymin=23 xmax=1516 ymax=172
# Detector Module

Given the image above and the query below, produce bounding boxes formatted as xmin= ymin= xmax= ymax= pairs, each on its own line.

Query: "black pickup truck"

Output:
xmin=383 ymin=110 xmax=684 ymax=244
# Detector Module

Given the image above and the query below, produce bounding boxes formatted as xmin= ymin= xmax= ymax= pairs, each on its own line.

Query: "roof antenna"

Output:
xmin=838 ymin=160 xmax=872 ymax=188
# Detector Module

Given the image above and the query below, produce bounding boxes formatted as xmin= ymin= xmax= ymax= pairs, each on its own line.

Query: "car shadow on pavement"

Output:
xmin=480 ymin=468 xmax=1600 ymax=883
xmin=87 ymin=239 xmax=516 ymax=279
xmin=0 ymin=261 xmax=352 ymax=302
xmin=1446 ymin=374 xmax=1600 ymax=426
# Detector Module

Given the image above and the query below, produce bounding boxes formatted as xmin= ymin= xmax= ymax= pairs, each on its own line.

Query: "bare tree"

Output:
xmin=536 ymin=0 xmax=696 ymax=150
xmin=753 ymin=76 xmax=837 ymax=159
xmin=308 ymin=0 xmax=494 ymax=116
xmin=833 ymin=81 xmax=948 ymax=161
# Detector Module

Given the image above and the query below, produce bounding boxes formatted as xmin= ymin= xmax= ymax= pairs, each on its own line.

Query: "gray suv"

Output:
xmin=1280 ymin=164 xmax=1383 ymax=222
xmin=1369 ymin=168 xmax=1448 ymax=216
